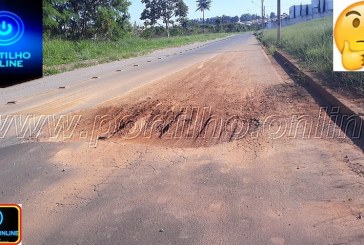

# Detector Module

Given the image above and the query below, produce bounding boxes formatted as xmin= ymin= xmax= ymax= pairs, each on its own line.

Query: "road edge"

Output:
xmin=262 ymin=46 xmax=364 ymax=150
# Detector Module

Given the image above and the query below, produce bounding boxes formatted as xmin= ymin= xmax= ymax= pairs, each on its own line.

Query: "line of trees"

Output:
xmin=194 ymin=14 xmax=258 ymax=26
xmin=43 ymin=0 xmax=258 ymax=40
xmin=43 ymin=0 xmax=132 ymax=40
xmin=240 ymin=13 xmax=261 ymax=22
xmin=140 ymin=0 xmax=218 ymax=38
xmin=138 ymin=0 xmax=260 ymax=38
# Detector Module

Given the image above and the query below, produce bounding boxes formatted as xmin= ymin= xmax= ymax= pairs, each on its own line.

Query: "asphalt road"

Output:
xmin=1 ymin=33 xmax=364 ymax=245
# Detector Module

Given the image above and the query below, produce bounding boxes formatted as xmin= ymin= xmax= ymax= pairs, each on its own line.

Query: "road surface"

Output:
xmin=1 ymin=33 xmax=364 ymax=245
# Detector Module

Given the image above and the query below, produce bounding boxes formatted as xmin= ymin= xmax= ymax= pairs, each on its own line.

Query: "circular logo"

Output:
xmin=0 ymin=211 xmax=3 ymax=225
xmin=0 ymin=11 xmax=25 ymax=46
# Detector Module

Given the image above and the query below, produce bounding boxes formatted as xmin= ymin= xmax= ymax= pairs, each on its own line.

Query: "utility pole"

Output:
xmin=277 ymin=0 xmax=281 ymax=42
xmin=261 ymin=0 xmax=264 ymax=29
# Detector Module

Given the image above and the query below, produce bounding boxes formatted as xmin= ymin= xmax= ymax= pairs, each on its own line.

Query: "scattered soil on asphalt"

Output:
xmin=46 ymin=49 xmax=342 ymax=148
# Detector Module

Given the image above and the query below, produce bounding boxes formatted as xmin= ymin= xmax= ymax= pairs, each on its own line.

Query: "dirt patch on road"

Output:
xmin=77 ymin=96 xmax=265 ymax=147
xmin=55 ymin=48 xmax=326 ymax=147
xmin=79 ymin=53 xmax=255 ymax=146
xmin=43 ymin=46 xmax=335 ymax=148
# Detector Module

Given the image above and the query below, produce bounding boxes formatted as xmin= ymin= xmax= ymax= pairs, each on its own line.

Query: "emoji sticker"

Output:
xmin=334 ymin=2 xmax=364 ymax=71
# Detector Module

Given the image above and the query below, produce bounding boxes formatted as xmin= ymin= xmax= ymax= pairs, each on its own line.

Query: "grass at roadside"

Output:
xmin=257 ymin=17 xmax=364 ymax=95
xmin=44 ymin=33 xmax=232 ymax=75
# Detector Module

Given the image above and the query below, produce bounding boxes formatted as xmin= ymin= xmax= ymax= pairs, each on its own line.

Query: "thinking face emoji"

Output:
xmin=334 ymin=2 xmax=364 ymax=71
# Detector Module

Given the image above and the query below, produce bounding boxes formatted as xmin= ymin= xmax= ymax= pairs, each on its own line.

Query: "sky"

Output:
xmin=129 ymin=0 xmax=312 ymax=24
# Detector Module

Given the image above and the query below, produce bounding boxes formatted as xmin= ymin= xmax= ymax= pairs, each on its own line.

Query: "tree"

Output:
xmin=141 ymin=0 xmax=188 ymax=38
xmin=68 ymin=0 xmax=131 ymax=39
xmin=232 ymin=15 xmax=239 ymax=23
xmin=221 ymin=15 xmax=231 ymax=24
xmin=252 ymin=14 xmax=260 ymax=20
xmin=269 ymin=12 xmax=276 ymax=20
xmin=94 ymin=6 xmax=131 ymax=40
xmin=43 ymin=0 xmax=73 ymax=37
xmin=140 ymin=0 xmax=159 ymax=26
xmin=179 ymin=17 xmax=189 ymax=33
xmin=196 ymin=0 xmax=212 ymax=33
xmin=43 ymin=0 xmax=131 ymax=39
xmin=95 ymin=0 xmax=131 ymax=39
xmin=239 ymin=13 xmax=262 ymax=23
xmin=214 ymin=16 xmax=221 ymax=31
xmin=240 ymin=13 xmax=252 ymax=22
xmin=175 ymin=0 xmax=189 ymax=26
xmin=43 ymin=0 xmax=62 ymax=36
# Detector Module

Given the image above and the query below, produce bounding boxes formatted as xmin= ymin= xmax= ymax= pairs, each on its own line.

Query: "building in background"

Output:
xmin=289 ymin=0 xmax=333 ymax=19
xmin=289 ymin=4 xmax=311 ymax=19
xmin=268 ymin=0 xmax=332 ymax=29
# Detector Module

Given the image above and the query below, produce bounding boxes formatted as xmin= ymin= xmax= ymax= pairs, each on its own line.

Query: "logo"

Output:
xmin=0 ymin=0 xmax=43 ymax=86
xmin=0 ymin=11 xmax=24 ymax=46
xmin=0 ymin=204 xmax=22 ymax=244
xmin=0 ymin=211 xmax=3 ymax=225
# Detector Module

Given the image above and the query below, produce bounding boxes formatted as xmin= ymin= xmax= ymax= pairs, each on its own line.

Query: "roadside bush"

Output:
xmin=140 ymin=26 xmax=166 ymax=38
xmin=223 ymin=23 xmax=245 ymax=33
xmin=170 ymin=27 xmax=184 ymax=36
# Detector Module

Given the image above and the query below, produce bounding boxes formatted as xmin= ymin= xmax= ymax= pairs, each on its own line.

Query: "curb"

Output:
xmin=272 ymin=49 xmax=364 ymax=149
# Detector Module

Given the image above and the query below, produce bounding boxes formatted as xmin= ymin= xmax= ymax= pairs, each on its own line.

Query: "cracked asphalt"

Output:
xmin=1 ymin=33 xmax=364 ymax=244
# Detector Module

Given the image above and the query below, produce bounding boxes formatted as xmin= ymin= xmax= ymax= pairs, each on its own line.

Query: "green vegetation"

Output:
xmin=258 ymin=17 xmax=364 ymax=95
xmin=140 ymin=0 xmax=188 ymax=38
xmin=43 ymin=0 xmax=131 ymax=40
xmin=44 ymin=33 xmax=231 ymax=75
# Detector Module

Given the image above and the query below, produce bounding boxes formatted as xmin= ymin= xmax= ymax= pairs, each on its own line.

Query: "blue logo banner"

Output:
xmin=0 ymin=0 xmax=42 ymax=87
